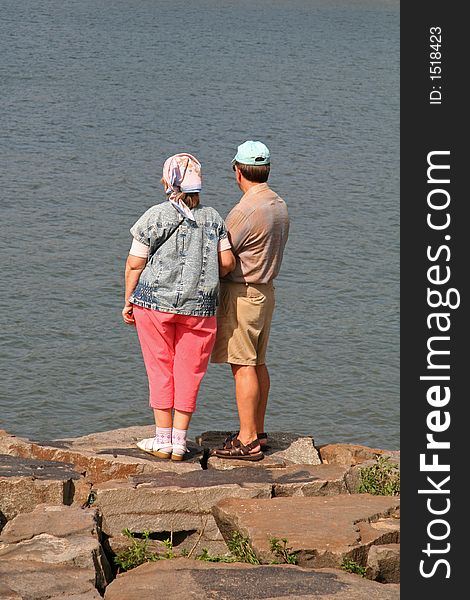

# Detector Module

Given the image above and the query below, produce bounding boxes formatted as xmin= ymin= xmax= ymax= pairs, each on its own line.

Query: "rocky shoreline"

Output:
xmin=0 ymin=426 xmax=400 ymax=599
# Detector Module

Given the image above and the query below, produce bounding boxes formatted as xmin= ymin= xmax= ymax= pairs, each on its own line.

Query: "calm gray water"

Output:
xmin=0 ymin=0 xmax=399 ymax=450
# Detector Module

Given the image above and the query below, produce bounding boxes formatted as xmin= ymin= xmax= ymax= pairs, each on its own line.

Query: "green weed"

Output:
xmin=195 ymin=548 xmax=237 ymax=562
xmin=269 ymin=537 xmax=299 ymax=564
xmin=227 ymin=531 xmax=260 ymax=565
xmin=114 ymin=529 xmax=159 ymax=572
xmin=341 ymin=557 xmax=367 ymax=577
xmin=162 ymin=536 xmax=175 ymax=559
xmin=358 ymin=456 xmax=400 ymax=496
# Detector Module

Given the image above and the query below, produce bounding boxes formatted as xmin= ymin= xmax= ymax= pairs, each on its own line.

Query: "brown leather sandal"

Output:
xmin=224 ymin=431 xmax=268 ymax=449
xmin=211 ymin=438 xmax=264 ymax=461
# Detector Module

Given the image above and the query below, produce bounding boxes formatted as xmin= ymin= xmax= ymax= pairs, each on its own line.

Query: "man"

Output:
xmin=210 ymin=140 xmax=289 ymax=461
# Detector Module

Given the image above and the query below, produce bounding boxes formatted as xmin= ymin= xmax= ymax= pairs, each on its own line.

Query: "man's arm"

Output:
xmin=225 ymin=208 xmax=250 ymax=254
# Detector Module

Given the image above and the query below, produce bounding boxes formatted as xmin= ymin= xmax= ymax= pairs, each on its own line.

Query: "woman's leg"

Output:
xmin=173 ymin=315 xmax=217 ymax=413
xmin=133 ymin=308 xmax=176 ymax=458
xmin=171 ymin=315 xmax=217 ymax=459
xmin=154 ymin=408 xmax=173 ymax=428
xmin=133 ymin=307 xmax=176 ymax=410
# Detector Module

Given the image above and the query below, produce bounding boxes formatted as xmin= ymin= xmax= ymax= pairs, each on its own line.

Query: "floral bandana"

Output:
xmin=162 ymin=153 xmax=202 ymax=221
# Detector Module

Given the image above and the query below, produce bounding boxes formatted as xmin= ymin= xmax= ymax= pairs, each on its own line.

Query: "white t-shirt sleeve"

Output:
xmin=129 ymin=238 xmax=149 ymax=258
xmin=218 ymin=237 xmax=232 ymax=252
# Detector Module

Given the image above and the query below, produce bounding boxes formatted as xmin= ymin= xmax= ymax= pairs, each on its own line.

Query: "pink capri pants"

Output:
xmin=133 ymin=306 xmax=217 ymax=413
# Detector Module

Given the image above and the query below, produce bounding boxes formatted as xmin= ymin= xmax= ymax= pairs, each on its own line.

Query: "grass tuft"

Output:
xmin=341 ymin=557 xmax=367 ymax=577
xmin=358 ymin=455 xmax=400 ymax=496
xmin=269 ymin=537 xmax=299 ymax=564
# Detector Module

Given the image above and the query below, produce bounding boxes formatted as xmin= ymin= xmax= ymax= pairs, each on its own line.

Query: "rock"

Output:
xmin=212 ymin=494 xmax=400 ymax=569
xmin=51 ymin=426 xmax=205 ymax=472
xmin=0 ymin=455 xmax=82 ymax=524
xmin=200 ymin=431 xmax=321 ymax=469
xmin=93 ymin=470 xmax=272 ymax=540
xmin=318 ymin=443 xmax=399 ymax=466
xmin=366 ymin=544 xmax=400 ymax=583
xmin=207 ymin=453 xmax=288 ymax=470
xmin=0 ymin=505 xmax=112 ymax=593
xmin=345 ymin=456 xmax=400 ymax=495
xmin=104 ymin=558 xmax=400 ymax=600
xmin=0 ymin=560 xmax=101 ymax=600
xmin=0 ymin=533 xmax=105 ymax=570
xmin=0 ymin=427 xmax=204 ymax=494
xmin=0 ymin=427 xmax=401 ymax=593
xmin=0 ymin=503 xmax=101 ymax=544
xmin=0 ymin=432 xmax=35 ymax=456
xmin=48 ymin=593 xmax=103 ymax=600
xmin=271 ymin=464 xmax=349 ymax=496
xmin=105 ymin=529 xmax=230 ymax=562
xmin=0 ymin=582 xmax=23 ymax=600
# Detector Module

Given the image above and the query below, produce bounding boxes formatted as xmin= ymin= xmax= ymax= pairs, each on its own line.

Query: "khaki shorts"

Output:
xmin=211 ymin=281 xmax=275 ymax=366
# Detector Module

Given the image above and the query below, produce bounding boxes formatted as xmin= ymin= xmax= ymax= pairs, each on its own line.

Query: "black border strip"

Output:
xmin=401 ymin=4 xmax=466 ymax=597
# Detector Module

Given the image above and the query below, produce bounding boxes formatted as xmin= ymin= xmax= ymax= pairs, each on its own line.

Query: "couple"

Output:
xmin=122 ymin=140 xmax=289 ymax=462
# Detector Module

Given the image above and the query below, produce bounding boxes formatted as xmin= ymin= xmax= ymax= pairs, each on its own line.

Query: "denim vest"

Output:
xmin=129 ymin=202 xmax=228 ymax=317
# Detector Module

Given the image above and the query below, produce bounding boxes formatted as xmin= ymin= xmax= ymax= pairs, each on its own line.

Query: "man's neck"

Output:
xmin=239 ymin=179 xmax=264 ymax=194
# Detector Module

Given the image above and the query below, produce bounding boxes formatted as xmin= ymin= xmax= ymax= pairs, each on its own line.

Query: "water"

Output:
xmin=0 ymin=0 xmax=399 ymax=450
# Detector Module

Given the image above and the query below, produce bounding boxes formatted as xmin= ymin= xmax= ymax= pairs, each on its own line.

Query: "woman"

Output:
xmin=122 ymin=153 xmax=235 ymax=460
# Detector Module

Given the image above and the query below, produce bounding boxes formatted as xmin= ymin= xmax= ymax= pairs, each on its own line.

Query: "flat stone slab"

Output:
xmin=0 ymin=504 xmax=100 ymax=544
xmin=270 ymin=464 xmax=349 ymax=496
xmin=104 ymin=558 xmax=400 ymax=600
xmin=93 ymin=463 xmax=351 ymax=540
xmin=318 ymin=443 xmax=400 ymax=466
xmin=0 ymin=560 xmax=101 ymax=600
xmin=213 ymin=494 xmax=400 ymax=568
xmin=0 ymin=454 xmax=81 ymax=480
xmin=367 ymin=543 xmax=400 ymax=583
xmin=0 ymin=427 xmax=204 ymax=499
xmin=51 ymin=426 xmax=204 ymax=468
xmin=0 ymin=582 xmax=22 ymax=600
xmin=345 ymin=457 xmax=400 ymax=495
xmin=0 ymin=505 xmax=112 ymax=592
xmin=130 ymin=463 xmax=348 ymax=493
xmin=0 ymin=455 xmax=82 ymax=523
xmin=93 ymin=470 xmax=273 ymax=539
xmin=199 ymin=431 xmax=321 ymax=469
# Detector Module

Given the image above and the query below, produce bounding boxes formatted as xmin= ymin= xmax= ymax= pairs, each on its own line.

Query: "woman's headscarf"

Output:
xmin=162 ymin=153 xmax=202 ymax=221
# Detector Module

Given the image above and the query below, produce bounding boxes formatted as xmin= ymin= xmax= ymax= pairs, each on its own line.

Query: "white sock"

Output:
xmin=172 ymin=427 xmax=187 ymax=455
xmin=155 ymin=427 xmax=172 ymax=451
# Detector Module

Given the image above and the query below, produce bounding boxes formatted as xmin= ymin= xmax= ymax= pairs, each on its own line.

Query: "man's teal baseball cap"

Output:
xmin=231 ymin=140 xmax=271 ymax=166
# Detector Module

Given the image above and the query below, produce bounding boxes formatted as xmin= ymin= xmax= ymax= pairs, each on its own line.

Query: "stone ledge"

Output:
xmin=0 ymin=560 xmax=102 ymax=600
xmin=318 ymin=443 xmax=400 ymax=466
xmin=212 ymin=494 xmax=400 ymax=570
xmin=93 ymin=474 xmax=272 ymax=539
xmin=104 ymin=558 xmax=400 ymax=600
xmin=199 ymin=431 xmax=321 ymax=469
xmin=0 ymin=454 xmax=83 ymax=524
xmin=366 ymin=544 xmax=400 ymax=583
xmin=0 ymin=504 xmax=112 ymax=594
xmin=0 ymin=427 xmax=400 ymax=590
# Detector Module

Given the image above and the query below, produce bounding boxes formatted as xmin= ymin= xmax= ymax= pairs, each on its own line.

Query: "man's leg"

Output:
xmin=231 ymin=364 xmax=260 ymax=447
xmin=255 ymin=364 xmax=270 ymax=434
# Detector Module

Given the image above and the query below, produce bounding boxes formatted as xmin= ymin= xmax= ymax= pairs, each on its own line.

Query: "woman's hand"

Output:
xmin=122 ymin=302 xmax=135 ymax=325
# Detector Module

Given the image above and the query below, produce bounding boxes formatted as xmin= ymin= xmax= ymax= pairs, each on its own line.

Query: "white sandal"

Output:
xmin=171 ymin=444 xmax=188 ymax=462
xmin=136 ymin=437 xmax=172 ymax=459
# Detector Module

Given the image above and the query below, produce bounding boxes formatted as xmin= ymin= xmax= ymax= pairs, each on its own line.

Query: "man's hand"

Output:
xmin=122 ymin=302 xmax=135 ymax=325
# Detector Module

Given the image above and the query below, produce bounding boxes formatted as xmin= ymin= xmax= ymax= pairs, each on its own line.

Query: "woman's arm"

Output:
xmin=218 ymin=249 xmax=236 ymax=278
xmin=122 ymin=254 xmax=147 ymax=325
